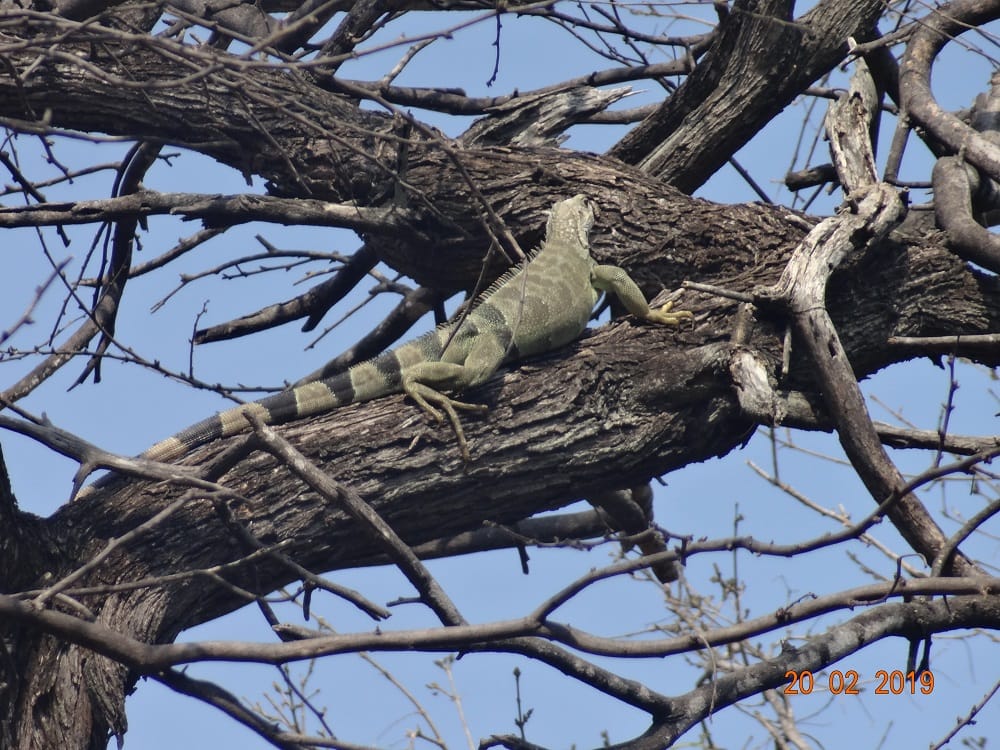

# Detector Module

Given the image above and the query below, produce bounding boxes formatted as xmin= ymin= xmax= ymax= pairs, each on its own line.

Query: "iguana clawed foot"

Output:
xmin=645 ymin=300 xmax=694 ymax=326
xmin=405 ymin=381 xmax=489 ymax=461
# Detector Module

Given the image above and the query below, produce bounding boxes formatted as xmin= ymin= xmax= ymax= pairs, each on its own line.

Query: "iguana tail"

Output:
xmin=142 ymin=329 xmax=448 ymax=462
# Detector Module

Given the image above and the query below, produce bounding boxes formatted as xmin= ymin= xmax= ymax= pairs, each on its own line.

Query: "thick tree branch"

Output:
xmin=899 ymin=0 xmax=1000 ymax=183
xmin=762 ymin=64 xmax=968 ymax=573
xmin=609 ymin=0 xmax=884 ymax=191
xmin=0 ymin=191 xmax=408 ymax=232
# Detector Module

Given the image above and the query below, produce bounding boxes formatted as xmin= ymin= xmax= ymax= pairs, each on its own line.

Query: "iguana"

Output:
xmin=131 ymin=195 xmax=693 ymax=466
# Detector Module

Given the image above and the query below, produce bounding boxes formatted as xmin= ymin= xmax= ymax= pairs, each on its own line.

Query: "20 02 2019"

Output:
xmin=784 ymin=670 xmax=935 ymax=695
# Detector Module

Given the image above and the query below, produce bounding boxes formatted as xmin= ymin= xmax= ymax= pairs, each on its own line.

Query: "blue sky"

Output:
xmin=3 ymin=5 xmax=999 ymax=748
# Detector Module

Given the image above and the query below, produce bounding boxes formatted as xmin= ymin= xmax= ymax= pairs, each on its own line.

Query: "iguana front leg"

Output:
xmin=591 ymin=264 xmax=694 ymax=325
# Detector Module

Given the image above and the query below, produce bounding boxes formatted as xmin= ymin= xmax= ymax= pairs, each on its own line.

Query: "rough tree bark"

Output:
xmin=1 ymin=1 xmax=999 ymax=748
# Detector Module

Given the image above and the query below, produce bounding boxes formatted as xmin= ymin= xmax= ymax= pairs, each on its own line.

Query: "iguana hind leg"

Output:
xmin=404 ymin=377 xmax=488 ymax=461
xmin=401 ymin=336 xmax=503 ymax=460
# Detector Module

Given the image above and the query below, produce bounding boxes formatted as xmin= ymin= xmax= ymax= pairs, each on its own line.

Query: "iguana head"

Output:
xmin=544 ymin=194 xmax=594 ymax=251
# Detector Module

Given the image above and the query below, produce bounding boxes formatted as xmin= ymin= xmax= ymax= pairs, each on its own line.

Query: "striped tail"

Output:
xmin=141 ymin=329 xmax=447 ymax=462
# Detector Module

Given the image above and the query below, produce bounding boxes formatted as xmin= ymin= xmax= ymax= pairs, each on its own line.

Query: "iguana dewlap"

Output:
xmin=142 ymin=194 xmax=692 ymax=464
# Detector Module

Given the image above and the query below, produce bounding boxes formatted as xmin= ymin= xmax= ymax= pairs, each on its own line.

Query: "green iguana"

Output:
xmin=133 ymin=195 xmax=693 ymax=466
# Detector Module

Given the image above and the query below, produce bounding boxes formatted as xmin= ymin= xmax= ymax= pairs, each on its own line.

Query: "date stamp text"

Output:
xmin=784 ymin=670 xmax=935 ymax=696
